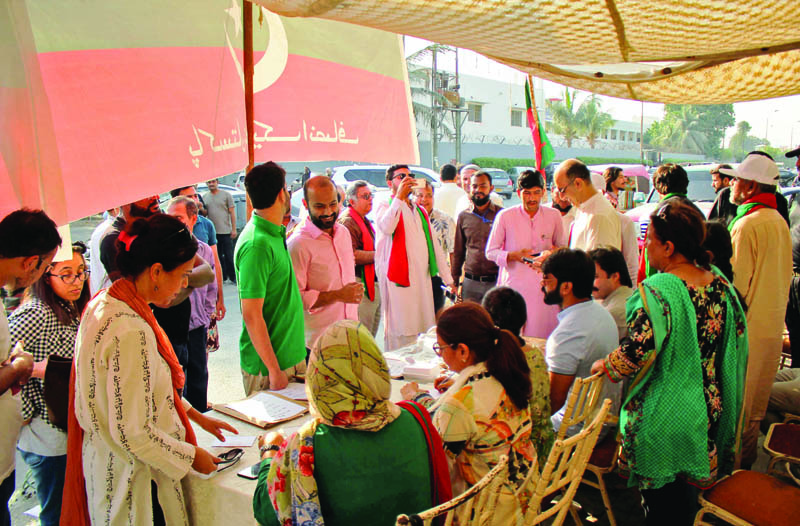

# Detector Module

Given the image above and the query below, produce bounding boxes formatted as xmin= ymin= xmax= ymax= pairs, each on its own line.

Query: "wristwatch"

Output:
xmin=260 ymin=444 xmax=280 ymax=457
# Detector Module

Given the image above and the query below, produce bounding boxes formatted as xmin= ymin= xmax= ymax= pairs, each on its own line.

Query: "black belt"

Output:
xmin=464 ymin=272 xmax=498 ymax=283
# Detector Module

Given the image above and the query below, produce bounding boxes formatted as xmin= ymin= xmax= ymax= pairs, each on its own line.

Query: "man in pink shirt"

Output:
xmin=486 ymin=169 xmax=566 ymax=338
xmin=288 ymin=176 xmax=363 ymax=349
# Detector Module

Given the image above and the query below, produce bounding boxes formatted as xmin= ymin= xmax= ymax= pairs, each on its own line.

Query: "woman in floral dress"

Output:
xmin=592 ymin=201 xmax=748 ymax=525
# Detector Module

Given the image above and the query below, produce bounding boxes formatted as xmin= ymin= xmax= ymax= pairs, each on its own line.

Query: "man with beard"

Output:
xmin=0 ymin=209 xmax=60 ymax=524
xmin=720 ymin=152 xmax=792 ymax=467
xmin=549 ymin=186 xmax=577 ymax=234
xmin=540 ymin=249 xmax=620 ymax=436
xmin=453 ymin=163 xmax=503 ymax=219
xmin=98 ymin=195 xmax=161 ymax=283
xmin=288 ymin=176 xmax=361 ymax=349
xmin=375 ymin=165 xmax=455 ymax=351
xmin=235 ymin=162 xmax=306 ymax=394
xmin=452 ymin=170 xmax=501 ymax=304
xmin=486 ymin=170 xmax=566 ymax=338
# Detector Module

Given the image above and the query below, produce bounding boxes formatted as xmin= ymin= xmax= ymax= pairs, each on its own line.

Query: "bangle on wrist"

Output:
xmin=260 ymin=444 xmax=280 ymax=457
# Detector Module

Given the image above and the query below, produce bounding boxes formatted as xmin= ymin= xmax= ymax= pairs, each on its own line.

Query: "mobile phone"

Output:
xmin=522 ymin=252 xmax=542 ymax=264
xmin=414 ymin=178 xmax=426 ymax=189
xmin=440 ymin=284 xmax=456 ymax=301
xmin=237 ymin=459 xmax=269 ymax=480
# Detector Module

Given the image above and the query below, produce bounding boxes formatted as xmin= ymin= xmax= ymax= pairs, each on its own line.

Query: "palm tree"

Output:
xmin=651 ymin=106 xmax=708 ymax=154
xmin=545 ymin=88 xmax=581 ymax=148
xmin=576 ymin=95 xmax=614 ymax=148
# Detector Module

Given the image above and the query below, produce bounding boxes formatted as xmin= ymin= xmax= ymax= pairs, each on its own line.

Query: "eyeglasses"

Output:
xmin=392 ymin=172 xmax=412 ymax=180
xmin=556 ymin=178 xmax=575 ymax=194
xmin=47 ymin=271 xmax=91 ymax=284
xmin=216 ymin=448 xmax=244 ymax=472
xmin=432 ymin=342 xmax=455 ymax=356
xmin=358 ymin=193 xmax=374 ymax=200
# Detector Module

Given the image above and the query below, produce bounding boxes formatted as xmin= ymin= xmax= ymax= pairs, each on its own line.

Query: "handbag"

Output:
xmin=206 ymin=316 xmax=220 ymax=353
xmin=44 ymin=354 xmax=73 ymax=431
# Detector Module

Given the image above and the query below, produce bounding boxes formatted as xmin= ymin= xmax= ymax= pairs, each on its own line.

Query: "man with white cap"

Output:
xmin=720 ymin=151 xmax=792 ymax=467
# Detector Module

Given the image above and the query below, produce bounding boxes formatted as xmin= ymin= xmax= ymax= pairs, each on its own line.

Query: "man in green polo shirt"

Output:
xmin=235 ymin=161 xmax=306 ymax=394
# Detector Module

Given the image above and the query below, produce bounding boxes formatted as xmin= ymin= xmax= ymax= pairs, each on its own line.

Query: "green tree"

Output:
xmin=576 ymin=95 xmax=614 ymax=149
xmin=664 ymin=104 xmax=734 ymax=158
xmin=645 ymin=104 xmax=734 ymax=157
xmin=545 ymin=88 xmax=581 ymax=148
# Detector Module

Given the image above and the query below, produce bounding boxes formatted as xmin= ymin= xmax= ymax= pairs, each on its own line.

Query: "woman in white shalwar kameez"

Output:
xmin=375 ymin=167 xmax=454 ymax=351
xmin=63 ymin=215 xmax=235 ymax=526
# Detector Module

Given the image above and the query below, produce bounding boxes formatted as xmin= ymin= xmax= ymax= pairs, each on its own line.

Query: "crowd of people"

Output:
xmin=0 ymin=148 xmax=798 ymax=525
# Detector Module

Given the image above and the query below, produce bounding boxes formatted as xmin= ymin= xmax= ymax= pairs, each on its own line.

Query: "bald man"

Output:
xmin=554 ymin=159 xmax=621 ymax=251
xmin=288 ymin=176 xmax=361 ymax=348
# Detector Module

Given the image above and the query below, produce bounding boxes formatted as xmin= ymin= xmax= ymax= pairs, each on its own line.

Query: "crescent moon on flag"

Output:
xmin=252 ymin=7 xmax=289 ymax=93
xmin=226 ymin=6 xmax=289 ymax=94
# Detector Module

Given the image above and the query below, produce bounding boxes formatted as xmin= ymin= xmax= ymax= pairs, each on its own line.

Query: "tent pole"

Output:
xmin=244 ymin=1 xmax=254 ymax=218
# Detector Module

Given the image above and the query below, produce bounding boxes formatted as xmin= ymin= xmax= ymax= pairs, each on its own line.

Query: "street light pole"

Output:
xmin=431 ymin=47 xmax=438 ymax=170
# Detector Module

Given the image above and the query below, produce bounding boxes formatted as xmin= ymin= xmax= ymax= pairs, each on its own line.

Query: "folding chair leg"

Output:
xmin=596 ymin=474 xmax=617 ymax=526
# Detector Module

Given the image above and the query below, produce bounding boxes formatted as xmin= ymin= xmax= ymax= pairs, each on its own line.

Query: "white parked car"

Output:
xmin=291 ymin=164 xmax=440 ymax=220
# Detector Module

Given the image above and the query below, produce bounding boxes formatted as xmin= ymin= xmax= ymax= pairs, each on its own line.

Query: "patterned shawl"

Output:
xmin=267 ymin=320 xmax=401 ymax=526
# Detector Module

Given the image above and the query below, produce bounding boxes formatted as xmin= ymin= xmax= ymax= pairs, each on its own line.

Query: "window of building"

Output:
xmin=467 ymin=103 xmax=483 ymax=123
xmin=636 ymin=133 xmax=641 ymax=143
xmin=629 ymin=131 xmax=636 ymax=141
xmin=609 ymin=129 xmax=617 ymax=140
xmin=510 ymin=109 xmax=524 ymax=127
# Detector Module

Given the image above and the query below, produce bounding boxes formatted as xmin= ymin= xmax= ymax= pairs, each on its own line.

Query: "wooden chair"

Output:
xmin=694 ymin=470 xmax=800 ymax=525
xmin=554 ymin=371 xmax=608 ymax=524
xmin=396 ymin=401 xmax=612 ymax=526
xmin=576 ymin=428 xmax=621 ymax=525
xmin=763 ymin=420 xmax=800 ymax=486
xmin=395 ymin=455 xmax=512 ymax=526
xmin=519 ymin=399 xmax=612 ymax=525
xmin=555 ymin=371 xmax=606 ymax=441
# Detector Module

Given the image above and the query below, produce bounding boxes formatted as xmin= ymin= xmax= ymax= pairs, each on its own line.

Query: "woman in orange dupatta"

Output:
xmin=62 ymin=215 xmax=235 ymax=526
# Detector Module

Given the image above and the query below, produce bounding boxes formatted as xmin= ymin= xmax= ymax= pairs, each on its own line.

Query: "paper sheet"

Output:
xmin=210 ymin=434 xmax=257 ymax=448
xmin=385 ymin=358 xmax=407 ymax=378
xmin=270 ymin=382 xmax=309 ymax=401
xmin=226 ymin=392 xmax=307 ymax=423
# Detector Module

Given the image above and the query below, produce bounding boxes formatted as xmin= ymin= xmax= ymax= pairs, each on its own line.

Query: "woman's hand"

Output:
xmin=194 ymin=412 xmax=238 ymax=441
xmin=192 ymin=447 xmax=221 ymax=474
xmin=32 ymin=359 xmax=47 ymax=379
xmin=400 ymin=382 xmax=423 ymax=400
xmin=590 ymin=358 xmax=605 ymax=376
xmin=433 ymin=373 xmax=454 ymax=393
xmin=258 ymin=431 xmax=285 ymax=450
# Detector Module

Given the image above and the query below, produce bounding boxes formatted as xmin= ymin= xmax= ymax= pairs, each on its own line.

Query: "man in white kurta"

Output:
xmin=555 ymin=159 xmax=621 ymax=252
xmin=75 ymin=292 xmax=196 ymax=525
xmin=375 ymin=165 xmax=454 ymax=351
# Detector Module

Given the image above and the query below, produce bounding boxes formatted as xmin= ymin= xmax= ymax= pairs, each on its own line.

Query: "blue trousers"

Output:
xmin=19 ymin=451 xmax=67 ymax=526
xmin=185 ymin=327 xmax=209 ymax=412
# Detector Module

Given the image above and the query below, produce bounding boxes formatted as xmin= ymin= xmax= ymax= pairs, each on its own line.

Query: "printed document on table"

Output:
xmin=226 ymin=392 xmax=307 ymax=423
xmin=270 ymin=382 xmax=309 ymax=401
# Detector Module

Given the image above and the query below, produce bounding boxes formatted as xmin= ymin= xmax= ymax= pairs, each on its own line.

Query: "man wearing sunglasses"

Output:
xmin=375 ymin=165 xmax=455 ymax=350
xmin=0 ymin=208 xmax=61 ymax=526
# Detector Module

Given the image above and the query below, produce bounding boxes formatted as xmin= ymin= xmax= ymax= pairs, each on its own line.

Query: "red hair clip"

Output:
xmin=118 ymin=231 xmax=138 ymax=251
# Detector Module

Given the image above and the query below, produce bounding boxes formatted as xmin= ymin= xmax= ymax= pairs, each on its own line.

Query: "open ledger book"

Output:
xmin=212 ymin=391 xmax=308 ymax=428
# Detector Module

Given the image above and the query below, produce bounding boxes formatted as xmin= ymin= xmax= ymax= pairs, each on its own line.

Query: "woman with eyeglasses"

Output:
xmin=591 ymin=201 xmax=748 ymax=525
xmin=61 ymin=215 xmax=235 ymax=526
xmin=8 ymin=242 xmax=90 ymax=526
xmin=402 ymin=302 xmax=535 ymax=521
